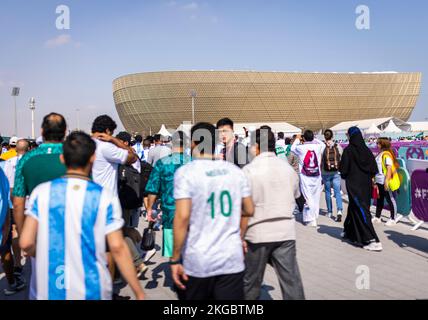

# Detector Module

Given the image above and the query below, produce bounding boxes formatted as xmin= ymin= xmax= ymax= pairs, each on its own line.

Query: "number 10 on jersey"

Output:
xmin=207 ymin=191 xmax=232 ymax=219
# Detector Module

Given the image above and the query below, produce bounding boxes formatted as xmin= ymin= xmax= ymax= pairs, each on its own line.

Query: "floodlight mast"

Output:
xmin=11 ymin=87 xmax=20 ymax=136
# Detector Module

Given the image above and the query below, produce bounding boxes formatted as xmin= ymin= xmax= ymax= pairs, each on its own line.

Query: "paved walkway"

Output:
xmin=1 ymin=194 xmax=428 ymax=300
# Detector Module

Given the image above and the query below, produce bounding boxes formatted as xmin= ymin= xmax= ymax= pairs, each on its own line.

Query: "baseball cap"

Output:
xmin=9 ymin=136 xmax=18 ymax=146
xmin=36 ymin=136 xmax=44 ymax=145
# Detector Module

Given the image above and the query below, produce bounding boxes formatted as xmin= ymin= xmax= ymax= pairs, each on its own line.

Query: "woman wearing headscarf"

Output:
xmin=340 ymin=127 xmax=382 ymax=251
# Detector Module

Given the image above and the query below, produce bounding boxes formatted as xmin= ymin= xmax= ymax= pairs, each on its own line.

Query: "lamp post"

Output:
xmin=11 ymin=87 xmax=20 ymax=136
xmin=190 ymin=90 xmax=197 ymax=125
xmin=76 ymin=108 xmax=80 ymax=131
xmin=29 ymin=97 xmax=36 ymax=139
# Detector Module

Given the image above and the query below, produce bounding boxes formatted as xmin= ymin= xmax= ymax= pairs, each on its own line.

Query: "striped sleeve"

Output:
xmin=25 ymin=184 xmax=43 ymax=221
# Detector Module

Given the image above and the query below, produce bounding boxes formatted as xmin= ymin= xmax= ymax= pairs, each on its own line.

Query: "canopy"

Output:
xmin=365 ymin=123 xmax=382 ymax=135
xmin=382 ymin=120 xmax=402 ymax=133
xmin=176 ymin=122 xmax=192 ymax=137
xmin=233 ymin=122 xmax=302 ymax=136
xmin=157 ymin=124 xmax=173 ymax=137
xmin=331 ymin=117 xmax=411 ymax=133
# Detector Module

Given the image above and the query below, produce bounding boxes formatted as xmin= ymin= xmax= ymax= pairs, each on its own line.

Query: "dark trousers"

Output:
xmin=296 ymin=195 xmax=306 ymax=213
xmin=375 ymin=183 xmax=397 ymax=220
xmin=244 ymin=240 xmax=305 ymax=300
xmin=176 ymin=272 xmax=244 ymax=300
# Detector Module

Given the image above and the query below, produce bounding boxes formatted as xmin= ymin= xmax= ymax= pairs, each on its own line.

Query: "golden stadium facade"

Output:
xmin=113 ymin=71 xmax=421 ymax=134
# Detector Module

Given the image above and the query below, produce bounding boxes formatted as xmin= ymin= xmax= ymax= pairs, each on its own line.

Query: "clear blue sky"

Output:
xmin=0 ymin=0 xmax=427 ymax=137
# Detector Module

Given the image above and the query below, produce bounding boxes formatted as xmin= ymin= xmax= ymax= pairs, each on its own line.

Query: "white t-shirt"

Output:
xmin=4 ymin=155 xmax=21 ymax=189
xmin=174 ymin=159 xmax=251 ymax=278
xmin=92 ymin=139 xmax=128 ymax=197
xmin=147 ymin=145 xmax=172 ymax=167
xmin=375 ymin=152 xmax=393 ymax=184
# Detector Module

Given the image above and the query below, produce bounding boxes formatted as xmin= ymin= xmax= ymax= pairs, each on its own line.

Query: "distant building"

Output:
xmin=113 ymin=71 xmax=421 ymax=135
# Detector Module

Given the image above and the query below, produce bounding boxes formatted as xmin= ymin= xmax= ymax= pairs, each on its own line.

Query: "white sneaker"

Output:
xmin=385 ymin=219 xmax=397 ymax=227
xmin=337 ymin=210 xmax=343 ymax=216
xmin=326 ymin=212 xmax=332 ymax=218
xmin=363 ymin=242 xmax=383 ymax=252
xmin=372 ymin=217 xmax=382 ymax=224
xmin=144 ymin=248 xmax=156 ymax=263
xmin=308 ymin=220 xmax=318 ymax=228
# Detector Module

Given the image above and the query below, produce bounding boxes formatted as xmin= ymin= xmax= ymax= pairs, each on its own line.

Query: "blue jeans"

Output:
xmin=322 ymin=172 xmax=343 ymax=213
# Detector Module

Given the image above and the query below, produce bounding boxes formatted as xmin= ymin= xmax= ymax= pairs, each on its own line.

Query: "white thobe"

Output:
xmin=291 ymin=138 xmax=326 ymax=222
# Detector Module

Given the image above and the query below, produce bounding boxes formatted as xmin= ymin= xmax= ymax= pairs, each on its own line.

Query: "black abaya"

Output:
xmin=340 ymin=131 xmax=380 ymax=245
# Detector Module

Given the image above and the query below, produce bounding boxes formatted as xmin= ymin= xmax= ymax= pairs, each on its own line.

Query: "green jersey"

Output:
xmin=145 ymin=152 xmax=190 ymax=229
xmin=13 ymin=143 xmax=66 ymax=197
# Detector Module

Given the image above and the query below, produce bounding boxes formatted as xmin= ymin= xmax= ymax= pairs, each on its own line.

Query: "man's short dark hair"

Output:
xmin=324 ymin=129 xmax=333 ymax=141
xmin=42 ymin=113 xmax=67 ymax=142
xmin=191 ymin=122 xmax=216 ymax=155
xmin=135 ymin=135 xmax=143 ymax=143
xmin=63 ymin=131 xmax=96 ymax=169
xmin=260 ymin=125 xmax=272 ymax=131
xmin=116 ymin=131 xmax=132 ymax=144
xmin=284 ymin=137 xmax=292 ymax=145
xmin=143 ymin=139 xmax=151 ymax=148
xmin=216 ymin=118 xmax=234 ymax=129
xmin=278 ymin=132 xmax=285 ymax=140
xmin=172 ymin=131 xmax=187 ymax=148
xmin=255 ymin=128 xmax=276 ymax=153
xmin=153 ymin=134 xmax=161 ymax=142
xmin=303 ymin=130 xmax=314 ymax=142
xmin=91 ymin=115 xmax=117 ymax=134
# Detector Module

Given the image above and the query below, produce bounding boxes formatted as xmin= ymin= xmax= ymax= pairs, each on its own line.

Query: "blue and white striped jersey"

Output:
xmin=25 ymin=177 xmax=124 ymax=300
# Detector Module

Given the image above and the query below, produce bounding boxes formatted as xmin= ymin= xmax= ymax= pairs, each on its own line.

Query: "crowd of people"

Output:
xmin=0 ymin=113 xmax=404 ymax=300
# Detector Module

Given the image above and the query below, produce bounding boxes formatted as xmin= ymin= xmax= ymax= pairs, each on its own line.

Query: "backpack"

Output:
xmin=118 ymin=164 xmax=142 ymax=210
xmin=381 ymin=151 xmax=401 ymax=192
xmin=140 ymin=161 xmax=153 ymax=196
xmin=323 ymin=143 xmax=341 ymax=172
xmin=301 ymin=150 xmax=320 ymax=177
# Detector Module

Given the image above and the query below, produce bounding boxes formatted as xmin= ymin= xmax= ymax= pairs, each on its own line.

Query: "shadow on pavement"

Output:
xmin=317 ymin=224 xmax=343 ymax=241
xmin=259 ymin=284 xmax=275 ymax=300
xmin=384 ymin=230 xmax=428 ymax=255
xmin=145 ymin=262 xmax=175 ymax=292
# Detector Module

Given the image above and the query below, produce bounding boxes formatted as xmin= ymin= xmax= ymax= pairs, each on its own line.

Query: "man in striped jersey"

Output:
xmin=19 ymin=132 xmax=145 ymax=300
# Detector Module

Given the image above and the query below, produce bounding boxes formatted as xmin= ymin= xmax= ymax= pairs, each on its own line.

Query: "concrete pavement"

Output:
xmin=1 ymin=194 xmax=427 ymax=300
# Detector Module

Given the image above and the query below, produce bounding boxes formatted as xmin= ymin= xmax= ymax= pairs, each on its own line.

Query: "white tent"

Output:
xmin=176 ymin=122 xmax=192 ymax=137
xmin=331 ymin=117 xmax=411 ymax=133
xmin=365 ymin=123 xmax=382 ymax=135
xmin=233 ymin=122 xmax=302 ymax=137
xmin=382 ymin=120 xmax=402 ymax=133
xmin=408 ymin=122 xmax=428 ymax=133
xmin=158 ymin=124 xmax=173 ymax=137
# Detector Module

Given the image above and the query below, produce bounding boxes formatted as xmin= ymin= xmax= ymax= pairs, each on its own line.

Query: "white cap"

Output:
xmin=36 ymin=136 xmax=44 ymax=145
xmin=9 ymin=136 xmax=18 ymax=146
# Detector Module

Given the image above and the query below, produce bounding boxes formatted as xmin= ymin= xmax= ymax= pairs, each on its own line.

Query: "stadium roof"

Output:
xmin=114 ymin=71 xmax=421 ymax=134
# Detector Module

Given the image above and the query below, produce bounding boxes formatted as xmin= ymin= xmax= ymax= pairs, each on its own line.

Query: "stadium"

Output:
xmin=113 ymin=71 xmax=422 ymax=135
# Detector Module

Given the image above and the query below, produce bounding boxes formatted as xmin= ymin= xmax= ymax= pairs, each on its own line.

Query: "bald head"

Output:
xmin=16 ymin=139 xmax=30 ymax=155
xmin=42 ymin=112 xmax=67 ymax=142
